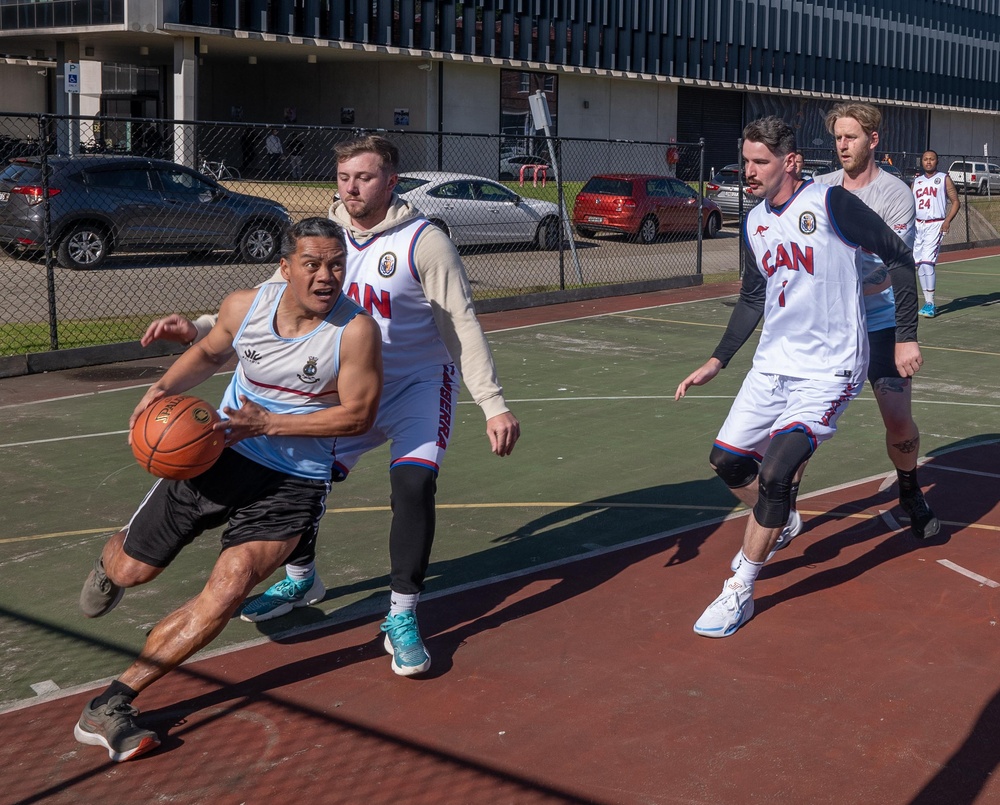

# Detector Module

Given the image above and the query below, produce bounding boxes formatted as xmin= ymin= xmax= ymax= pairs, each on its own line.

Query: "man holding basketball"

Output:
xmin=143 ymin=135 xmax=520 ymax=678
xmin=74 ymin=218 xmax=383 ymax=761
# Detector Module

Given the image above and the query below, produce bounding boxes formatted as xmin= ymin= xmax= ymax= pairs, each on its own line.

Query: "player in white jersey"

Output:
xmin=142 ymin=136 xmax=521 ymax=676
xmin=74 ymin=218 xmax=383 ymax=760
xmin=911 ymin=150 xmax=960 ymax=318
xmin=675 ymin=116 xmax=921 ymax=638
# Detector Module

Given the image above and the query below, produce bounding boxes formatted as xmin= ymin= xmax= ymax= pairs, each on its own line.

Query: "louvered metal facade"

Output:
xmin=144 ymin=0 xmax=1000 ymax=112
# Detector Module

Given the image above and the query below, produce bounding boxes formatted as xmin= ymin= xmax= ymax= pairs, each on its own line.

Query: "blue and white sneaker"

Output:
xmin=730 ymin=509 xmax=803 ymax=573
xmin=240 ymin=575 xmax=325 ymax=622
xmin=381 ymin=611 xmax=431 ymax=676
xmin=693 ymin=577 xmax=754 ymax=638
xmin=918 ymin=303 xmax=936 ymax=318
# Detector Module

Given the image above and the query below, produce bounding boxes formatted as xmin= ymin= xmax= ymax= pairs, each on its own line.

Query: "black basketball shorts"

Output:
xmin=121 ymin=448 xmax=329 ymax=568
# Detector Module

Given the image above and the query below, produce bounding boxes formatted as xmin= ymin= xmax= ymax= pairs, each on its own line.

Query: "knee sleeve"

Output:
xmin=753 ymin=430 xmax=814 ymax=528
xmin=388 ymin=464 xmax=438 ymax=594
xmin=710 ymin=444 xmax=759 ymax=489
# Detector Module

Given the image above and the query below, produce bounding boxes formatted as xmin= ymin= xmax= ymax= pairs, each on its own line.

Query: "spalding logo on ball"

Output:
xmin=131 ymin=395 xmax=225 ymax=480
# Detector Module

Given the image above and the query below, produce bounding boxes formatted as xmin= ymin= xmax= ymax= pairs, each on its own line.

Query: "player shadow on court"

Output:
xmin=907 ymin=686 xmax=1000 ymax=805
xmin=240 ymin=475 xmax=741 ymax=635
xmin=174 ymin=478 xmax=734 ymax=685
xmin=931 ymin=290 xmax=1000 ymax=318
xmin=134 ymin=478 xmax=738 ymax=753
xmin=750 ymin=435 xmax=1000 ymax=616
xmin=358 ymin=477 xmax=739 ymax=677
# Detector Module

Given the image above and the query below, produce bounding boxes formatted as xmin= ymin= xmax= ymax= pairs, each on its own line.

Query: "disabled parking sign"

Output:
xmin=65 ymin=62 xmax=79 ymax=94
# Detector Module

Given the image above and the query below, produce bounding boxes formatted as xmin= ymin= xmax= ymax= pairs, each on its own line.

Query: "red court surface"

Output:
xmin=3 ymin=439 xmax=998 ymax=805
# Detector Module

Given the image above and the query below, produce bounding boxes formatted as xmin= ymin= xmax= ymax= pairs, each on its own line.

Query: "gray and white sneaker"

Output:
xmin=79 ymin=556 xmax=124 ymax=618
xmin=74 ymin=695 xmax=159 ymax=762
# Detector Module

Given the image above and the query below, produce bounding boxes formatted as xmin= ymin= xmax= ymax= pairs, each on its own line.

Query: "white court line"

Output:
xmin=5 ymin=397 xmax=998 ymax=452
xmin=0 ymin=430 xmax=127 ymax=449
xmin=926 ymin=465 xmax=1000 ymax=480
xmin=937 ymin=559 xmax=1000 ymax=588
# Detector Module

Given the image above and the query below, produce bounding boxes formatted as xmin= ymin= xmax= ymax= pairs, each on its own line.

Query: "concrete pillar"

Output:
xmin=172 ymin=36 xmax=197 ymax=166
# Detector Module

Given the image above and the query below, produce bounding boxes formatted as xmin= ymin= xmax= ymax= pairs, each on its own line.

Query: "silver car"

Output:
xmin=705 ymin=164 xmax=761 ymax=218
xmin=396 ymin=171 xmax=561 ymax=249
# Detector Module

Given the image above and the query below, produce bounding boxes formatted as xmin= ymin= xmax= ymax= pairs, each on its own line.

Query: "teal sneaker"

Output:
xmin=240 ymin=575 xmax=325 ymax=622
xmin=380 ymin=611 xmax=431 ymax=676
xmin=918 ymin=303 xmax=936 ymax=318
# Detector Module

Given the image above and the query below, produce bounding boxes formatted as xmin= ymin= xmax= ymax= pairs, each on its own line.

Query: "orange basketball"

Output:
xmin=131 ymin=394 xmax=225 ymax=480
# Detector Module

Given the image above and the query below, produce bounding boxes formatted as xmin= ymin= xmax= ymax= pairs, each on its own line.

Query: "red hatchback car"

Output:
xmin=573 ymin=173 xmax=723 ymax=243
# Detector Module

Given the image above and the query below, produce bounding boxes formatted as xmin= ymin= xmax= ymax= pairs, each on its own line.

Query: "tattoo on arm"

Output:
xmin=863 ymin=267 xmax=888 ymax=288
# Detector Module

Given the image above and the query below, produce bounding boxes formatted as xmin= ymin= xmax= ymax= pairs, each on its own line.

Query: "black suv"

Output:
xmin=0 ymin=155 xmax=291 ymax=269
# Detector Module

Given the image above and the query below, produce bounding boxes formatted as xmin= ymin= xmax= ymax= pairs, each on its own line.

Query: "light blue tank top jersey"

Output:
xmin=222 ymin=282 xmax=365 ymax=480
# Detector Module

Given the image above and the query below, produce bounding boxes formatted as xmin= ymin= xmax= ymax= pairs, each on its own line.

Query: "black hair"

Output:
xmin=742 ymin=116 xmax=797 ymax=158
xmin=280 ymin=217 xmax=347 ymax=259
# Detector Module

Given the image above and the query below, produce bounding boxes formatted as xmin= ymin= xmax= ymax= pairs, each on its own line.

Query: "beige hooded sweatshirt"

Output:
xmin=193 ymin=195 xmax=510 ymax=421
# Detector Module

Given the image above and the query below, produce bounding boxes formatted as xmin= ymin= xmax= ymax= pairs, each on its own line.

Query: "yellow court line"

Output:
xmin=0 ymin=527 xmax=122 ymax=545
xmin=4 ymin=502 xmax=998 ymax=545
xmin=612 ymin=315 xmax=730 ymax=328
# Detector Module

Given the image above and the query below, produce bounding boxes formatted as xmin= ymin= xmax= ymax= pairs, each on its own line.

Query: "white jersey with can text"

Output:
xmin=343 ymin=217 xmax=455 ymax=385
xmin=912 ymin=172 xmax=950 ymax=221
xmin=222 ymin=282 xmax=364 ymax=480
xmin=743 ymin=181 xmax=868 ymax=381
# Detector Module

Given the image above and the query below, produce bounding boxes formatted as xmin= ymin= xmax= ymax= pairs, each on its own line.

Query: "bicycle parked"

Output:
xmin=199 ymin=156 xmax=241 ymax=181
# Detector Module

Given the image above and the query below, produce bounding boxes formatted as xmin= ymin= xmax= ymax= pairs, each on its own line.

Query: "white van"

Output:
xmin=947 ymin=160 xmax=1000 ymax=194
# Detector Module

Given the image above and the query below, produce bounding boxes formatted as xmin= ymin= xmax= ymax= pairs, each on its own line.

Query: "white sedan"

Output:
xmin=396 ymin=171 xmax=562 ymax=249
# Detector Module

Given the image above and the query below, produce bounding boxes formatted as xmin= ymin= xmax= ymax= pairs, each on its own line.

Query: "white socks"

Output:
xmin=390 ymin=591 xmax=420 ymax=616
xmin=733 ymin=551 xmax=765 ymax=589
xmin=287 ymin=562 xmax=316 ymax=583
xmin=917 ymin=264 xmax=936 ymax=303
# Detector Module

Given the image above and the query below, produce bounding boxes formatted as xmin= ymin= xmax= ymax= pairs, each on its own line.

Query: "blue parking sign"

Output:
xmin=65 ymin=62 xmax=80 ymax=94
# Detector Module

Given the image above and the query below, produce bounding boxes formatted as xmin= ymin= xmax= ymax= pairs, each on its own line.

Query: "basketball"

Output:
xmin=131 ymin=394 xmax=225 ymax=480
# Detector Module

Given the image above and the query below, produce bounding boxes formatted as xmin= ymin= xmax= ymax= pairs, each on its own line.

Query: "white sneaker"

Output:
xmin=730 ymin=509 xmax=804 ymax=572
xmin=693 ymin=577 xmax=754 ymax=638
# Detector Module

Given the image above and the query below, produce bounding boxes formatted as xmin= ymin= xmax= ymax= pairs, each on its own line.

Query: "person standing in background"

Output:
xmin=911 ymin=150 xmax=960 ymax=318
xmin=265 ymin=128 xmax=283 ymax=179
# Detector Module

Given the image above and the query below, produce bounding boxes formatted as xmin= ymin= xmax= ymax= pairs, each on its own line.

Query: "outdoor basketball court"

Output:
xmin=1 ymin=255 xmax=998 ymax=804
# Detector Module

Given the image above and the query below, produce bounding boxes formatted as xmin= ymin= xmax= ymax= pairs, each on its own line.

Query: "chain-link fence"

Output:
xmin=6 ymin=113 xmax=992 ymax=374
xmin=0 ymin=113 xmax=721 ymax=373
xmin=707 ymin=144 xmax=1000 ymax=250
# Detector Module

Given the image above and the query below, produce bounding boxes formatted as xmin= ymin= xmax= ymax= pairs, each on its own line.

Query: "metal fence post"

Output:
xmin=556 ymin=137 xmax=565 ymax=290
xmin=965 ymin=154 xmax=972 ymax=244
xmin=737 ymin=137 xmax=745 ymax=278
xmin=40 ymin=115 xmax=59 ymax=351
xmin=696 ymin=138 xmax=705 ymax=276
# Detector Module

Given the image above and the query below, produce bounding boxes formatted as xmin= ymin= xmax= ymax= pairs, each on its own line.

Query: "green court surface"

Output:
xmin=1 ymin=255 xmax=998 ymax=709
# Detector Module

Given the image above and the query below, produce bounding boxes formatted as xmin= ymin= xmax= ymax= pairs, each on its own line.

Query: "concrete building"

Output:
xmin=1 ymin=1 xmax=999 ymax=172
